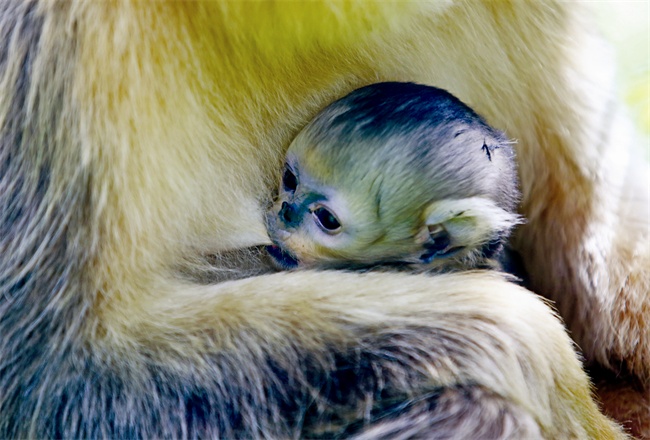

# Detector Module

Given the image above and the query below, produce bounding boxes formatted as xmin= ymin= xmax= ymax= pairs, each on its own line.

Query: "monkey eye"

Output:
xmin=282 ymin=166 xmax=298 ymax=192
xmin=313 ymin=207 xmax=341 ymax=233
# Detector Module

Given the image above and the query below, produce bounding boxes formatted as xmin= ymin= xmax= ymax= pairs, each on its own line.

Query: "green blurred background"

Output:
xmin=592 ymin=2 xmax=649 ymax=144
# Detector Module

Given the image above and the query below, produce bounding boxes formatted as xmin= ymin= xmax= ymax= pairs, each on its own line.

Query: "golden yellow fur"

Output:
xmin=0 ymin=0 xmax=646 ymax=437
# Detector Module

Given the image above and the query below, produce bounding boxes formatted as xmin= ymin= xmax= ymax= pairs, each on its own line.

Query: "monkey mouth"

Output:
xmin=266 ymin=245 xmax=300 ymax=269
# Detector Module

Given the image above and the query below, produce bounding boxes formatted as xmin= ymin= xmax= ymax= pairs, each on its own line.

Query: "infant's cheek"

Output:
xmin=283 ymin=234 xmax=320 ymax=264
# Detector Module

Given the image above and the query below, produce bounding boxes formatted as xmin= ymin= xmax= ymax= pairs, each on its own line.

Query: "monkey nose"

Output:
xmin=280 ymin=201 xmax=300 ymax=227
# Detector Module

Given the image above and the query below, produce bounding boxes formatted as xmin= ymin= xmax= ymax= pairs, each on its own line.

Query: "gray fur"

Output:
xmin=299 ymin=83 xmax=520 ymax=228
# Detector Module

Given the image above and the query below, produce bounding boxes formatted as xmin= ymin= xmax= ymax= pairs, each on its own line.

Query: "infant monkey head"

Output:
xmin=266 ymin=82 xmax=521 ymax=271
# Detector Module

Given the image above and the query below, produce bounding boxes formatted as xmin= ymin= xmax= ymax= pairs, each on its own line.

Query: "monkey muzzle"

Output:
xmin=264 ymin=207 xmax=300 ymax=269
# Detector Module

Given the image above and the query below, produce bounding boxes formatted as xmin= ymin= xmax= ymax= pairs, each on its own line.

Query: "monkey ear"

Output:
xmin=422 ymin=198 xmax=522 ymax=260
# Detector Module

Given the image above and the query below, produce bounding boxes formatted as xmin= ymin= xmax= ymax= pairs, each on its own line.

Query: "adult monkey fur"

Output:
xmin=0 ymin=1 xmax=647 ymax=439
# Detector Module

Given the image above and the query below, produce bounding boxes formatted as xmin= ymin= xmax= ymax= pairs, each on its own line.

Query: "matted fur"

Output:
xmin=0 ymin=0 xmax=645 ymax=438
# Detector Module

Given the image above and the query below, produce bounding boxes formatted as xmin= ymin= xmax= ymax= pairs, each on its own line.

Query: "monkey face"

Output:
xmin=265 ymin=152 xmax=521 ymax=271
xmin=265 ymin=157 xmax=363 ymax=268
xmin=265 ymin=153 xmax=432 ymax=269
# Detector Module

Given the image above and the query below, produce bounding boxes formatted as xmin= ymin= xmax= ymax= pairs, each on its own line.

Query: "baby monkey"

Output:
xmin=266 ymin=82 xmax=522 ymax=272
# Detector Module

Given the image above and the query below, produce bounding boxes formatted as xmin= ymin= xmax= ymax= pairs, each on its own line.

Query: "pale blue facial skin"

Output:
xmin=266 ymin=82 xmax=520 ymax=269
xmin=266 ymin=148 xmax=428 ymax=268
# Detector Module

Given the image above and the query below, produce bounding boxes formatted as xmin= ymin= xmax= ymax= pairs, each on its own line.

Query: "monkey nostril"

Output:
xmin=280 ymin=201 xmax=295 ymax=224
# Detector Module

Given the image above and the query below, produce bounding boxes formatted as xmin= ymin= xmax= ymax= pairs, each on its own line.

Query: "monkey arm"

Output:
xmin=23 ymin=272 xmax=621 ymax=438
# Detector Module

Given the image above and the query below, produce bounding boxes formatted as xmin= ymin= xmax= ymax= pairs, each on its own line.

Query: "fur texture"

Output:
xmin=0 ymin=0 xmax=646 ymax=438
xmin=267 ymin=82 xmax=522 ymax=271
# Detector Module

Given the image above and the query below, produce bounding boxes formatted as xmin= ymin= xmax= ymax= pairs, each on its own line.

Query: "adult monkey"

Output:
xmin=0 ymin=1 xmax=646 ymax=438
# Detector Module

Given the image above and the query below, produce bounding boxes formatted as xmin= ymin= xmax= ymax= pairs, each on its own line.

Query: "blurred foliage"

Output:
xmin=591 ymin=2 xmax=649 ymax=147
